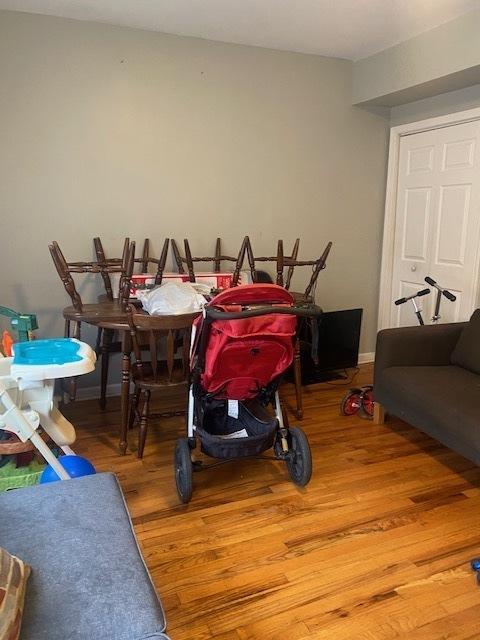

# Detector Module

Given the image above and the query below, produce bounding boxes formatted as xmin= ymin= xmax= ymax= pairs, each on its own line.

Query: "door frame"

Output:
xmin=378 ymin=105 xmax=480 ymax=330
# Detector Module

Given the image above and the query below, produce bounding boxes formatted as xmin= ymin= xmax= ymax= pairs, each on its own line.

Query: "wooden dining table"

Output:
xmin=63 ymin=299 xmax=135 ymax=454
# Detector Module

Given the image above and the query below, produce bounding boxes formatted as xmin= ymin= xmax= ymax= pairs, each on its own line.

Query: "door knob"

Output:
xmin=411 ymin=265 xmax=417 ymax=272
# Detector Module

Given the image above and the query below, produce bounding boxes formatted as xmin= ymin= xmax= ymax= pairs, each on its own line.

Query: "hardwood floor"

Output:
xmin=65 ymin=364 xmax=480 ymax=639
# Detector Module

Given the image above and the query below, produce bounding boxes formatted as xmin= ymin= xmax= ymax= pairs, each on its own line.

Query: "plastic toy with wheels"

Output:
xmin=0 ymin=338 xmax=96 ymax=481
xmin=340 ymin=385 xmax=374 ymax=419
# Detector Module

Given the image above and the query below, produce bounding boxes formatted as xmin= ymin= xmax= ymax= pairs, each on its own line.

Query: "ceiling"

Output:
xmin=2 ymin=0 xmax=480 ymax=60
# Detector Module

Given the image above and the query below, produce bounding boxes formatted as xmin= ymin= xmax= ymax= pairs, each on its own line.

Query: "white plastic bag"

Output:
xmin=137 ymin=281 xmax=207 ymax=315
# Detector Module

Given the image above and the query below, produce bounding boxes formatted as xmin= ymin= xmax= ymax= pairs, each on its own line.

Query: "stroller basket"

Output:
xmin=196 ymin=399 xmax=277 ymax=458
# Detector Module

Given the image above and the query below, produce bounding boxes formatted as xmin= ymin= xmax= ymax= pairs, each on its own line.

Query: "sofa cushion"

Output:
xmin=451 ymin=309 xmax=480 ymax=374
xmin=375 ymin=365 xmax=480 ymax=464
xmin=0 ymin=473 xmax=169 ymax=640
xmin=0 ymin=547 xmax=30 ymax=640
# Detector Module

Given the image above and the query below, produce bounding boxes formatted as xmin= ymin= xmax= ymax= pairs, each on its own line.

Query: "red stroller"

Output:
xmin=174 ymin=283 xmax=318 ymax=503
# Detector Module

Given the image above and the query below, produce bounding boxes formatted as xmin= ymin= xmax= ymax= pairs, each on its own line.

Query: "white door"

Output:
xmin=391 ymin=120 xmax=480 ymax=327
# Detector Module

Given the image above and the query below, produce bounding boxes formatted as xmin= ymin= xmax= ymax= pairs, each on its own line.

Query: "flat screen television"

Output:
xmin=295 ymin=308 xmax=363 ymax=385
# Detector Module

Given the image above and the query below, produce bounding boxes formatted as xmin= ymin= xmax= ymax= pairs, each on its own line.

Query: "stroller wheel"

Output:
xmin=174 ymin=438 xmax=193 ymax=504
xmin=340 ymin=389 xmax=362 ymax=416
xmin=286 ymin=427 xmax=312 ymax=487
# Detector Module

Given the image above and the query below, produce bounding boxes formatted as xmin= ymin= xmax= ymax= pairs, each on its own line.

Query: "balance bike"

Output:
xmin=340 ymin=385 xmax=374 ymax=419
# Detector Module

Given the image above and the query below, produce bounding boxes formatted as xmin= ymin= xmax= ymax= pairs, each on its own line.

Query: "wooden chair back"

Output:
xmin=245 ymin=238 xmax=300 ymax=287
xmin=49 ymin=241 xmax=85 ymax=312
xmin=246 ymin=238 xmax=332 ymax=298
xmin=171 ymin=237 xmax=248 ymax=285
xmin=94 ymin=237 xmax=170 ymax=299
xmin=141 ymin=238 xmax=170 ymax=285
xmin=49 ymin=239 xmax=136 ymax=311
xmin=127 ymin=307 xmax=198 ymax=386
xmin=117 ymin=240 xmax=136 ymax=311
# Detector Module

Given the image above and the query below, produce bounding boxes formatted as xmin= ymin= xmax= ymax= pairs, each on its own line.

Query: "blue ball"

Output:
xmin=40 ymin=455 xmax=96 ymax=483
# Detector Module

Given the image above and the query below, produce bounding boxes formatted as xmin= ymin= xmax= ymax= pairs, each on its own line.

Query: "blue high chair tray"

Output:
xmin=11 ymin=338 xmax=96 ymax=381
xmin=13 ymin=339 xmax=83 ymax=366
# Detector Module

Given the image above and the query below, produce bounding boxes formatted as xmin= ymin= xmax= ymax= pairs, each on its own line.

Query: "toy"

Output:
xmin=0 ymin=338 xmax=96 ymax=481
xmin=40 ymin=455 xmax=96 ymax=483
xmin=470 ymin=558 xmax=480 ymax=585
xmin=2 ymin=331 xmax=14 ymax=357
xmin=340 ymin=385 xmax=374 ymax=419
xmin=471 ymin=558 xmax=480 ymax=572
xmin=0 ymin=306 xmax=38 ymax=343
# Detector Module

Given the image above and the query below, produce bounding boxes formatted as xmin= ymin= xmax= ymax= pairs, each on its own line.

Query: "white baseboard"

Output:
xmin=358 ymin=351 xmax=375 ymax=364
xmin=74 ymin=352 xmax=375 ymax=401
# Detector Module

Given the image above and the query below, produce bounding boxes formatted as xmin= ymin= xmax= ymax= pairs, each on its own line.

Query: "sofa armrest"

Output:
xmin=374 ymin=322 xmax=466 ymax=380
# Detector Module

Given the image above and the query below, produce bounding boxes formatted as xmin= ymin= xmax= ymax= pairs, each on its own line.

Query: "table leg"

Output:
xmin=99 ymin=328 xmax=113 ymax=410
xmin=119 ymin=331 xmax=131 ymax=455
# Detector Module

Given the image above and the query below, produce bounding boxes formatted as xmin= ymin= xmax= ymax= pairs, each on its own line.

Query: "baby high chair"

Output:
xmin=0 ymin=338 xmax=96 ymax=480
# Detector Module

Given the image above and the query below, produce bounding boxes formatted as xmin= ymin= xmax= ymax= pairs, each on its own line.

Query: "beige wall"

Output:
xmin=0 ymin=10 xmax=388 ymax=386
xmin=354 ymin=10 xmax=480 ymax=107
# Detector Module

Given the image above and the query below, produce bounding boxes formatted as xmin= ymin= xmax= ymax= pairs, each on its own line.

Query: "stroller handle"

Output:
xmin=205 ymin=305 xmax=322 ymax=321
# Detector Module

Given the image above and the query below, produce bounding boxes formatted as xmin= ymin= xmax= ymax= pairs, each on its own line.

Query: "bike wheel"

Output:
xmin=340 ymin=389 xmax=362 ymax=416
xmin=360 ymin=386 xmax=375 ymax=418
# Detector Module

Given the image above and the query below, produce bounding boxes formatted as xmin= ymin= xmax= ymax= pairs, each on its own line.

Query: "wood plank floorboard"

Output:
xmin=65 ymin=364 xmax=480 ymax=639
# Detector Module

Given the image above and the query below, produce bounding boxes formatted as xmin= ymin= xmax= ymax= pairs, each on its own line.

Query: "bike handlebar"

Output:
xmin=443 ymin=289 xmax=456 ymax=302
xmin=424 ymin=277 xmax=456 ymax=302
xmin=394 ymin=288 xmax=430 ymax=306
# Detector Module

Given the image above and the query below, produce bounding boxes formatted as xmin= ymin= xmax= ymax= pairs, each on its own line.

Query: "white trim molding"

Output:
xmin=358 ymin=351 xmax=375 ymax=364
xmin=378 ymin=105 xmax=480 ymax=331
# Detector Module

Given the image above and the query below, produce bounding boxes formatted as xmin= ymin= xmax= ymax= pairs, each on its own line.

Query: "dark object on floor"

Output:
xmin=0 ymin=473 xmax=171 ymax=640
xmin=374 ymin=310 xmax=480 ymax=465
xmin=470 ymin=558 xmax=480 ymax=572
xmin=293 ymin=308 xmax=363 ymax=385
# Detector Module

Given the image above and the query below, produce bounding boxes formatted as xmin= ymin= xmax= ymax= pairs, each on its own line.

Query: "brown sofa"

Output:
xmin=374 ymin=310 xmax=480 ymax=465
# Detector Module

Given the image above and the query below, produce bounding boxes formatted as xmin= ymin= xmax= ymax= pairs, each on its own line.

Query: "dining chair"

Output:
xmin=49 ymin=240 xmax=136 ymax=405
xmin=171 ymin=237 xmax=248 ymax=285
xmin=126 ymin=306 xmax=199 ymax=458
xmin=244 ymin=238 xmax=333 ymax=419
xmin=93 ymin=237 xmax=170 ymax=409
xmin=94 ymin=237 xmax=170 ymax=293
xmin=246 ymin=238 xmax=332 ymax=298
xmin=245 ymin=238 xmax=300 ymax=287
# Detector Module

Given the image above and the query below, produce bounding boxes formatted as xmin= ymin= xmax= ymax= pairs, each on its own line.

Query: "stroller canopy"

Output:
xmin=197 ymin=284 xmax=297 ymax=400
